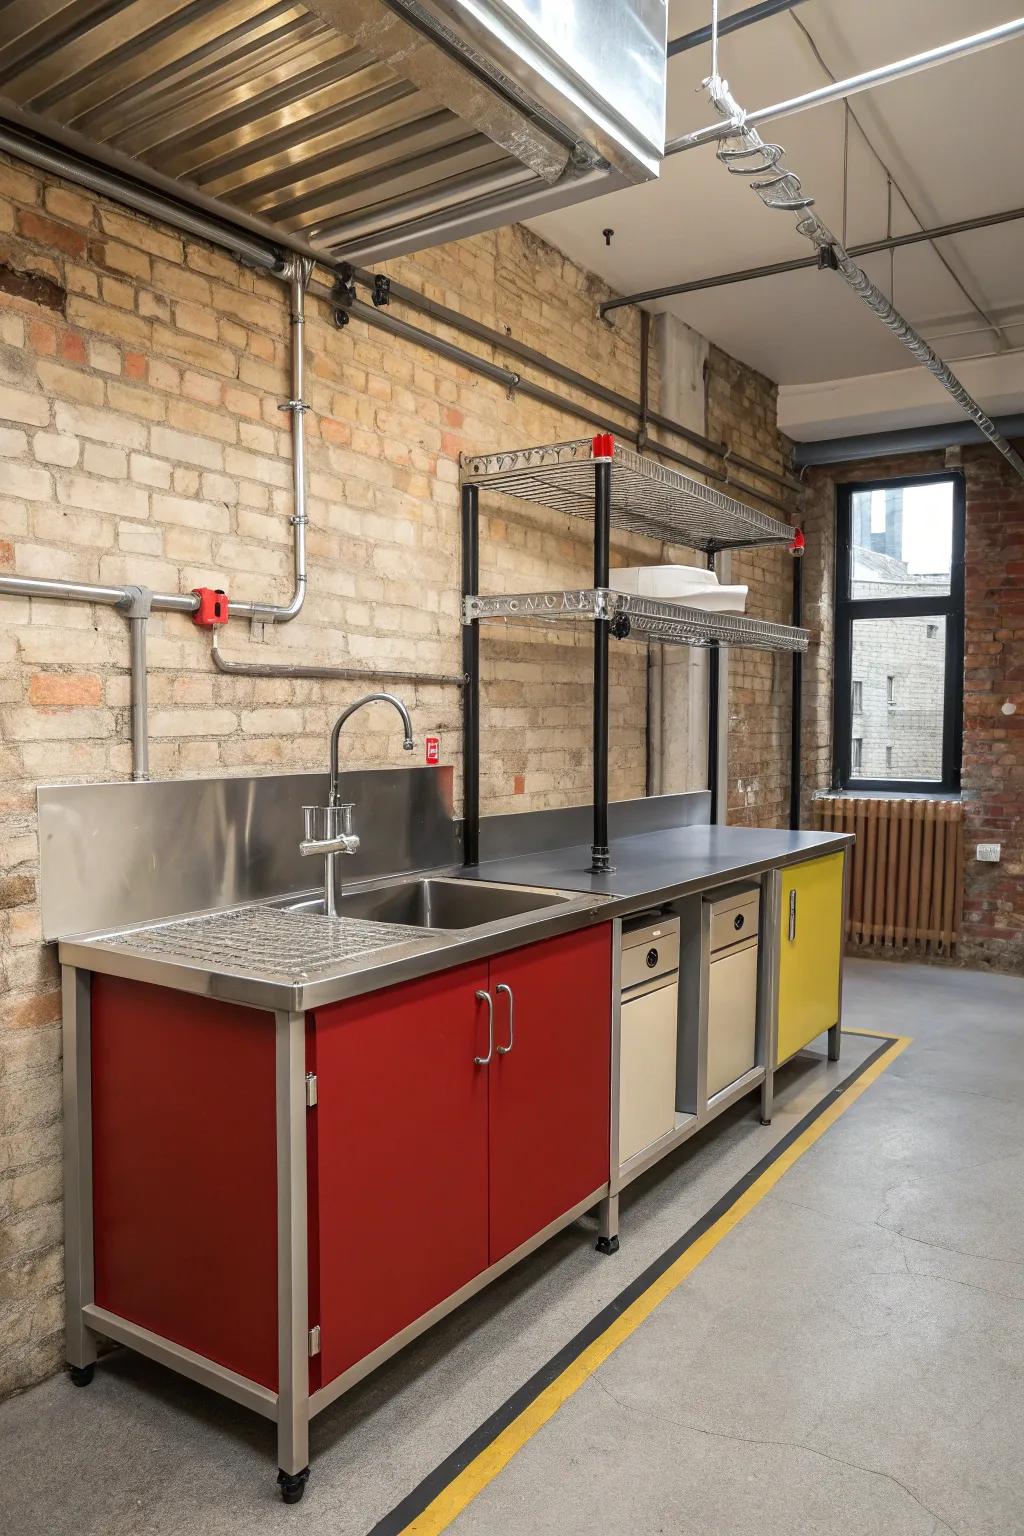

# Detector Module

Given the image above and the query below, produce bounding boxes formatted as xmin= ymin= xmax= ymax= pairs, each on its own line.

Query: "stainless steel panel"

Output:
xmin=479 ymin=791 xmax=711 ymax=863
xmin=0 ymin=0 xmax=664 ymax=265
xmin=38 ymin=766 xmax=457 ymax=940
xmin=707 ymin=885 xmax=760 ymax=953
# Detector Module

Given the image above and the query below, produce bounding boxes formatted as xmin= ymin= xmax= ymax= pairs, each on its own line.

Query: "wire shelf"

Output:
xmin=464 ymin=589 xmax=809 ymax=653
xmin=461 ymin=438 xmax=793 ymax=551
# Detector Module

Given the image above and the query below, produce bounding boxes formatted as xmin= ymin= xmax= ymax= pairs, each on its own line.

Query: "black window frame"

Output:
xmin=832 ymin=472 xmax=965 ymax=794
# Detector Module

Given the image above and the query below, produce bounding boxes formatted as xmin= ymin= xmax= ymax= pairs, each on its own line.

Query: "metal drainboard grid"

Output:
xmin=104 ymin=906 xmax=432 ymax=981
xmin=460 ymin=438 xmax=792 ymax=551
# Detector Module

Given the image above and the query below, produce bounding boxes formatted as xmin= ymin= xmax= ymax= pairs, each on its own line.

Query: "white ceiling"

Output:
xmin=527 ymin=0 xmax=1024 ymax=438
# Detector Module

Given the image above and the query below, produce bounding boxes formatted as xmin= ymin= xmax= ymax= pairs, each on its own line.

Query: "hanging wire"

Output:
xmin=710 ymin=0 xmax=720 ymax=81
xmin=841 ymin=104 xmax=849 ymax=245
xmin=702 ymin=72 xmax=1024 ymax=479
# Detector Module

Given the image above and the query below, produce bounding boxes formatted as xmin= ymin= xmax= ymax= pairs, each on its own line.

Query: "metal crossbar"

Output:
xmin=464 ymin=589 xmax=809 ymax=653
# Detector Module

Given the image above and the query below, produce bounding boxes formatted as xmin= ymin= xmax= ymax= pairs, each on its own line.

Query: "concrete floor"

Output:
xmin=4 ymin=959 xmax=1024 ymax=1536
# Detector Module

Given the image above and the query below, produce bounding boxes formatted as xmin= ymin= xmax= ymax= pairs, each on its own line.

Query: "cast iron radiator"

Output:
xmin=814 ymin=796 xmax=964 ymax=956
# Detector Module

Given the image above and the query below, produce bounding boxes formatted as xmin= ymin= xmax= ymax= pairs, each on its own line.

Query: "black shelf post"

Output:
xmin=591 ymin=455 xmax=612 ymax=872
xmin=706 ymin=550 xmax=720 ymax=823
xmin=461 ymin=482 xmax=480 ymax=866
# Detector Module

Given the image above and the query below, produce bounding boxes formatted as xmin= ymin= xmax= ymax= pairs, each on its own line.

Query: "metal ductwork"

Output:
xmin=0 ymin=0 xmax=666 ymax=265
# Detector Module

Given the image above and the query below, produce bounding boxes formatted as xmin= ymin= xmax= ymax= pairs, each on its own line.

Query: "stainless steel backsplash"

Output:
xmin=38 ymin=767 xmax=458 ymax=940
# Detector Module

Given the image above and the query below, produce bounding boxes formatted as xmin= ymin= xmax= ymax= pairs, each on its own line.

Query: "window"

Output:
xmin=834 ymin=475 xmax=964 ymax=792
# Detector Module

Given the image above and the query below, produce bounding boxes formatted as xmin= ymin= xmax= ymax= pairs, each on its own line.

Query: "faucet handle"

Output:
xmin=300 ymin=804 xmax=359 ymax=858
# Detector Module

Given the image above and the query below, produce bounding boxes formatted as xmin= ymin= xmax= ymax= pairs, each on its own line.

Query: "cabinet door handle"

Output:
xmin=788 ymin=888 xmax=797 ymax=942
xmin=474 ymin=989 xmax=494 ymax=1065
xmin=495 ymin=983 xmax=515 ymax=1054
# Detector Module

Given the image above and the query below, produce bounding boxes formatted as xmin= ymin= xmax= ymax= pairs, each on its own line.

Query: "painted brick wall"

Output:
xmin=800 ymin=446 xmax=1024 ymax=973
xmin=0 ymin=154 xmax=796 ymax=1398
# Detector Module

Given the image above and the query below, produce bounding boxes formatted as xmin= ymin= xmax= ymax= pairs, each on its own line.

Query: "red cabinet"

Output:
xmin=312 ymin=922 xmax=612 ymax=1385
xmin=487 ymin=925 xmax=612 ymax=1261
xmin=311 ymin=960 xmax=491 ymax=1389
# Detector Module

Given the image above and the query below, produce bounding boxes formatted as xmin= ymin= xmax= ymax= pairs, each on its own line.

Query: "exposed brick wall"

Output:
xmin=705 ymin=347 xmax=795 ymax=826
xmin=0 ymin=155 xmax=795 ymax=1398
xmin=800 ymin=446 xmax=1024 ymax=973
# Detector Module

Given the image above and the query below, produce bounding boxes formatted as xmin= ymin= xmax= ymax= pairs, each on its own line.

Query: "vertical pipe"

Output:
xmin=706 ymin=552 xmax=720 ymax=823
xmin=461 ymin=483 xmax=480 ymax=866
xmin=592 ymin=459 xmax=612 ymax=871
xmin=789 ymin=551 xmax=803 ymax=829
xmin=128 ymin=614 xmax=149 ymax=782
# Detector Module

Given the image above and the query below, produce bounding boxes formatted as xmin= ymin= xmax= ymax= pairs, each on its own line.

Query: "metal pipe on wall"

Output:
xmin=210 ymin=629 xmax=464 ymax=687
xmin=669 ymin=0 xmax=808 ymax=57
xmin=794 ymin=412 xmax=1024 ymax=466
xmin=667 ymin=17 xmax=1024 ymax=154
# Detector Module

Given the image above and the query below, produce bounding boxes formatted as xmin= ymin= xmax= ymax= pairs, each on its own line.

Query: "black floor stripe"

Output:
xmin=367 ymin=1037 xmax=897 ymax=1536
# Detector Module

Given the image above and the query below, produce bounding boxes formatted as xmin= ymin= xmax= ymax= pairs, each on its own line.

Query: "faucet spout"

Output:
xmin=329 ymin=692 xmax=415 ymax=805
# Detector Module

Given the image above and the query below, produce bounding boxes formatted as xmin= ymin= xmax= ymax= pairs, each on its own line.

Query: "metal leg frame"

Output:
xmin=62 ymin=965 xmax=97 ymax=1374
xmin=597 ymin=921 xmax=622 ymax=1253
xmin=461 ymin=483 xmax=480 ymax=867
xmin=276 ymin=1010 xmax=310 ymax=1491
xmin=759 ymin=872 xmax=781 ymax=1125
xmin=591 ymin=459 xmax=612 ymax=873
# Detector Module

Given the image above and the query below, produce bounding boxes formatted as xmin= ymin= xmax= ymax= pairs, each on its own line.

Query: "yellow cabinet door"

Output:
xmin=777 ymin=852 xmax=845 ymax=1065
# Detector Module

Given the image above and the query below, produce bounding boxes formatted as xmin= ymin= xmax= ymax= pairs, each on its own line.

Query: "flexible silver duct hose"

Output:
xmin=704 ymin=73 xmax=1024 ymax=480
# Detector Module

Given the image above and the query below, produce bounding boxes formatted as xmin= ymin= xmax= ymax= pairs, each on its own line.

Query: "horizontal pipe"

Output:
xmin=793 ymin=413 xmax=1024 ymax=466
xmin=600 ymin=203 xmax=1024 ymax=314
xmin=669 ymin=0 xmax=808 ymax=57
xmin=352 ymin=269 xmax=800 ymax=494
xmin=668 ymin=17 xmax=1024 ymax=153
xmin=210 ymin=629 xmax=465 ymax=686
xmin=0 ymin=118 xmax=797 ymax=505
xmin=0 ymin=572 xmax=197 ymax=613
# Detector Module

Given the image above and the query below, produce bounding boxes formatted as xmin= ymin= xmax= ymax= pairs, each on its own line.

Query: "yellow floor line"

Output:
xmin=403 ymin=1032 xmax=912 ymax=1536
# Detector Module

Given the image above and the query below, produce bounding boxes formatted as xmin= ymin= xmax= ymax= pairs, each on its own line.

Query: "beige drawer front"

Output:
xmin=618 ymin=983 xmax=678 ymax=1165
xmin=707 ymin=940 xmax=758 ymax=1098
xmin=707 ymin=886 xmax=760 ymax=954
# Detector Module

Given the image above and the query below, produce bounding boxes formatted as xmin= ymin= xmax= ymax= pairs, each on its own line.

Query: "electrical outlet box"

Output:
xmin=976 ymin=843 xmax=1002 ymax=863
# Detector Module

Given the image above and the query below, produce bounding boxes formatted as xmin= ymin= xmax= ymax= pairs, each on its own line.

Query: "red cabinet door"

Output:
xmin=487 ymin=924 xmax=612 ymax=1263
xmin=312 ymin=961 xmax=490 ymax=1387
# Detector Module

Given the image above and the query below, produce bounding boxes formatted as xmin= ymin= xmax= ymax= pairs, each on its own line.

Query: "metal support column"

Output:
xmin=789 ymin=545 xmax=803 ymax=829
xmin=591 ymin=457 xmax=612 ymax=872
xmin=62 ymin=965 xmax=97 ymax=1373
xmin=275 ymin=1010 xmax=310 ymax=1490
xmin=462 ymin=483 xmax=480 ymax=866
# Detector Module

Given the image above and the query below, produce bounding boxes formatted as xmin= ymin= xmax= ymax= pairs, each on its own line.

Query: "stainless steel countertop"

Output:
xmin=60 ymin=824 xmax=852 ymax=1013
xmin=467 ymin=824 xmax=852 ymax=903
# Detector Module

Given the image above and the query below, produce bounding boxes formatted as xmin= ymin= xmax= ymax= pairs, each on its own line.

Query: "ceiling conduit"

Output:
xmin=696 ymin=9 xmax=1024 ymax=482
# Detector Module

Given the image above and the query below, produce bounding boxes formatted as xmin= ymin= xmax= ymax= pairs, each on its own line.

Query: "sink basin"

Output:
xmin=278 ymin=877 xmax=571 ymax=929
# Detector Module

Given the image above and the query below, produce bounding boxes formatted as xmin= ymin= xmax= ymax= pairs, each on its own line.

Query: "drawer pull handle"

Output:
xmin=788 ymin=889 xmax=797 ymax=942
xmin=474 ymin=990 xmax=494 ymax=1066
xmin=496 ymin=983 xmax=515 ymax=1054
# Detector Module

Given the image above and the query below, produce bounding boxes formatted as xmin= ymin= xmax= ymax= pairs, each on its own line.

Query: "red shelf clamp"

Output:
xmin=192 ymin=587 xmax=229 ymax=626
xmin=789 ymin=528 xmax=805 ymax=557
xmin=591 ymin=432 xmax=615 ymax=460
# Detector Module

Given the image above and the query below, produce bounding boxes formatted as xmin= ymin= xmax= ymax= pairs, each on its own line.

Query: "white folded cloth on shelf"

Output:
xmin=609 ymin=565 xmax=749 ymax=614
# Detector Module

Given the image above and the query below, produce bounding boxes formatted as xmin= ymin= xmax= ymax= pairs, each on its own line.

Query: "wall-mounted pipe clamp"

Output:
xmin=192 ymin=588 xmax=230 ymax=626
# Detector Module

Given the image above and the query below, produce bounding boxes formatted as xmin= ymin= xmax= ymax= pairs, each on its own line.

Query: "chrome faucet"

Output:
xmin=300 ymin=693 xmax=415 ymax=915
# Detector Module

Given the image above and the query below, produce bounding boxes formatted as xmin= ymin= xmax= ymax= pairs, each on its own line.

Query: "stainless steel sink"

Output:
xmin=277 ymin=877 xmax=571 ymax=929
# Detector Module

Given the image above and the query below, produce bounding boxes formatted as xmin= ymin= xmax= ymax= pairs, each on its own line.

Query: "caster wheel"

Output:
xmin=69 ymin=1363 xmax=94 ymax=1387
xmin=277 ymin=1468 xmax=310 ymax=1505
xmin=595 ymin=1235 xmax=620 ymax=1255
xmin=760 ymin=1117 xmax=772 ymax=1127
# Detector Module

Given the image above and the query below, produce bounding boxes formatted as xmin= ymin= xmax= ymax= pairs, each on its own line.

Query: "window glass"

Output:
xmin=849 ymin=616 xmax=946 ymax=781
xmin=849 ymin=482 xmax=953 ymax=599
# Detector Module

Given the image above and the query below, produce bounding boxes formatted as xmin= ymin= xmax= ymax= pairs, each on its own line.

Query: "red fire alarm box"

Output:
xmin=425 ymin=736 xmax=440 ymax=766
xmin=192 ymin=587 xmax=229 ymax=626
